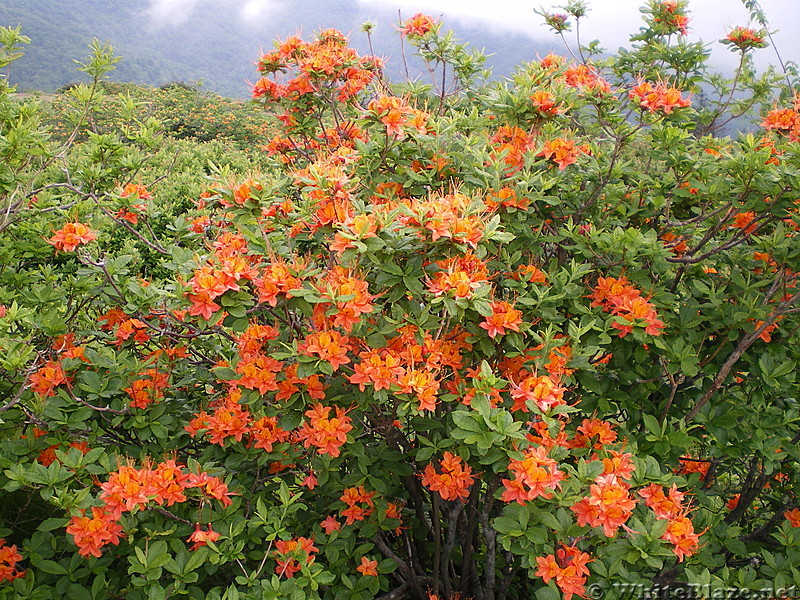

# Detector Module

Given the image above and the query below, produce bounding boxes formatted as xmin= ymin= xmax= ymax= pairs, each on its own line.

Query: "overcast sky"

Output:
xmin=144 ymin=0 xmax=799 ymax=71
xmin=355 ymin=0 xmax=800 ymax=69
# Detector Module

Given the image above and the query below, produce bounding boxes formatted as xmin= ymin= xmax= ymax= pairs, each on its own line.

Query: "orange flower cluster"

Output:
xmin=398 ymin=368 xmax=441 ymax=412
xmin=186 ymin=523 xmax=220 ymax=551
xmin=662 ymin=515 xmax=702 ymax=562
xmin=629 ymin=81 xmax=691 ymax=114
xmin=501 ymin=445 xmax=565 ymax=504
xmin=315 ymin=266 xmax=375 ymax=331
xmin=349 ymin=348 xmax=404 ymax=392
xmin=538 ymin=137 xmax=589 ymax=170
xmin=651 ymin=0 xmax=689 ymax=36
xmin=638 ymin=483 xmax=686 ymax=519
xmin=254 ymin=29 xmax=380 ymax=104
xmin=427 ymin=252 xmax=490 ymax=300
xmin=68 ymin=460 xmax=232 ymax=557
xmin=399 ymin=13 xmax=438 ymax=37
xmin=37 ymin=440 xmax=89 ymax=467
xmin=236 ymin=351 xmax=283 ymax=395
xmin=535 ymin=544 xmax=593 ymax=600
xmin=66 ymin=507 xmax=124 ymax=558
xmin=421 ymin=452 xmax=475 ymax=501
xmin=0 ymin=539 xmax=25 ymax=582
xmin=296 ymin=403 xmax=353 ymax=457
xmin=121 ymin=183 xmax=152 ymax=201
xmin=113 ymin=318 xmax=150 ymax=347
xmin=530 ymin=90 xmax=563 ymax=117
xmin=509 ymin=372 xmax=566 ymax=413
xmin=402 ymin=192 xmax=486 ymax=248
xmin=330 ymin=212 xmax=380 ymax=254
xmin=187 ymin=232 xmax=258 ymax=321
xmin=571 ymin=473 xmax=636 ymax=537
xmin=298 ymin=330 xmax=353 ymax=371
xmin=569 ymin=418 xmax=618 ymax=450
xmin=124 ymin=368 xmax=169 ymax=409
xmin=490 ymin=125 xmax=535 ymax=173
xmin=255 ymin=259 xmax=304 ymax=307
xmin=186 ymin=387 xmax=252 ymax=445
xmin=349 ymin=325 xmax=469 ymax=412
xmin=675 ymin=457 xmax=710 ymax=480
xmin=762 ymin=105 xmax=800 ymax=142
xmin=367 ymin=95 xmax=429 ymax=139
xmin=117 ymin=184 xmax=150 ymax=225
xmin=48 ymin=222 xmax=97 ymax=252
xmin=723 ymin=27 xmax=767 ymax=51
xmin=639 ymin=484 xmax=700 ymax=561
xmin=590 ymin=276 xmax=665 ymax=338
xmin=251 ymin=416 xmax=291 ymax=452
xmin=729 ymin=211 xmax=758 ymax=234
xmin=340 ymin=485 xmax=376 ymax=524
xmin=485 ymin=187 xmax=530 ymax=211
xmin=274 ymin=536 xmax=318 ymax=578
xmin=29 ymin=360 xmax=69 ymax=397
xmin=480 ymin=301 xmax=523 ymax=339
xmin=561 ymin=64 xmax=612 ymax=94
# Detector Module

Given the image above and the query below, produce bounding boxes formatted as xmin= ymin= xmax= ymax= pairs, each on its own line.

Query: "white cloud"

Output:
xmin=144 ymin=0 xmax=284 ymax=27
xmin=239 ymin=0 xmax=284 ymax=26
xmin=356 ymin=0 xmax=800 ymax=70
xmin=145 ymin=0 xmax=204 ymax=26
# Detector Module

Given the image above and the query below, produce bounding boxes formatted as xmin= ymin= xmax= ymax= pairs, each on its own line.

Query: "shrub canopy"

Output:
xmin=1 ymin=3 xmax=800 ymax=599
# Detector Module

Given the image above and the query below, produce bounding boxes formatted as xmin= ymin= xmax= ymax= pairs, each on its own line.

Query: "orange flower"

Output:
xmin=187 ymin=523 xmax=221 ymax=551
xmin=509 ymin=373 xmax=566 ymax=413
xmin=675 ymin=457 xmax=710 ymax=480
xmin=762 ymin=107 xmax=799 ymax=133
xmin=662 ymin=514 xmax=701 ymax=561
xmin=29 ymin=360 xmax=69 ymax=397
xmin=420 ymin=452 xmax=474 ymax=501
xmin=398 ymin=368 xmax=440 ymax=412
xmin=356 ymin=556 xmax=378 ymax=576
xmin=320 ymin=515 xmax=341 ymax=534
xmin=638 ymin=483 xmax=686 ymax=520
xmin=537 ymin=137 xmax=588 ymax=170
xmin=124 ymin=369 xmax=169 ymax=409
xmin=0 ymin=538 xmax=25 ymax=582
xmin=66 ymin=507 xmax=123 ymax=558
xmin=48 ymin=222 xmax=97 ymax=252
xmin=530 ymin=90 xmax=562 ymax=117
xmin=340 ymin=485 xmax=375 ymax=524
xmin=571 ymin=474 xmax=636 ymax=537
xmin=399 ymin=13 xmax=438 ymax=37
xmin=590 ymin=276 xmax=664 ymax=338
xmin=274 ymin=537 xmax=318 ymax=578
xmin=490 ymin=125 xmax=535 ymax=173
xmin=480 ymin=301 xmax=523 ymax=339
xmin=501 ymin=446 xmax=564 ymax=504
xmin=535 ymin=544 xmax=593 ymax=600
xmin=121 ymin=183 xmax=153 ymax=200
xmin=296 ymin=403 xmax=353 ymax=457
xmin=298 ymin=330 xmax=353 ymax=371
xmin=629 ymin=80 xmax=691 ymax=114
xmin=784 ymin=508 xmax=800 ymax=527
xmin=186 ymin=472 xmax=234 ymax=508
xmin=251 ymin=416 xmax=290 ymax=452
xmin=562 ymin=64 xmax=611 ymax=93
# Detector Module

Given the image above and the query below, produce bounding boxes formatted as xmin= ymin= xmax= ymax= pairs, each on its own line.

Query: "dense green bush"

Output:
xmin=1 ymin=2 xmax=800 ymax=599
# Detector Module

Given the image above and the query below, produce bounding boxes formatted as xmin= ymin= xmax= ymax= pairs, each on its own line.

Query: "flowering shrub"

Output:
xmin=2 ymin=2 xmax=800 ymax=599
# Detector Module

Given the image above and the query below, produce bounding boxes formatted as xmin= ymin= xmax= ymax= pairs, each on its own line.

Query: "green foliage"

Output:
xmin=1 ymin=5 xmax=800 ymax=600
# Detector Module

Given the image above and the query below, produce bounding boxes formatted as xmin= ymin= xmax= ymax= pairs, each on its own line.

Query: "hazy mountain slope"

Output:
xmin=1 ymin=0 xmax=555 ymax=97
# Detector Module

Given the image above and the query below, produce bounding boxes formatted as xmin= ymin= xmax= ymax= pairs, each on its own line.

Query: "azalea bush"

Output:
xmin=2 ymin=1 xmax=800 ymax=599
